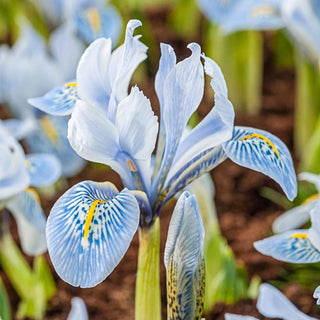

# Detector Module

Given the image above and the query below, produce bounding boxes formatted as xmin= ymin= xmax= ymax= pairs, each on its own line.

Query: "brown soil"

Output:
xmin=1 ymin=6 xmax=320 ymax=320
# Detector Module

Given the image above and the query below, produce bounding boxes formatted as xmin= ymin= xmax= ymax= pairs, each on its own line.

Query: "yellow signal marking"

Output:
xmin=290 ymin=233 xmax=308 ymax=239
xmin=251 ymin=5 xmax=276 ymax=18
xmin=87 ymin=7 xmax=101 ymax=33
xmin=84 ymin=200 xmax=106 ymax=242
xmin=302 ymin=194 xmax=320 ymax=205
xmin=39 ymin=116 xmax=59 ymax=144
xmin=26 ymin=187 xmax=40 ymax=203
xmin=64 ymin=82 xmax=77 ymax=88
xmin=241 ymin=133 xmax=280 ymax=158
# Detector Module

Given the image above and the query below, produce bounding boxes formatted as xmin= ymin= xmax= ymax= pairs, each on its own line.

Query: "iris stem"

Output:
xmin=135 ymin=218 xmax=161 ymax=320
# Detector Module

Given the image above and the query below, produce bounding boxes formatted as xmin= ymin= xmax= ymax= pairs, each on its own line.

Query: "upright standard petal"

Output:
xmin=46 ymin=181 xmax=140 ymax=287
xmin=222 ymin=126 xmax=297 ymax=200
xmin=25 ymin=153 xmax=61 ymax=187
xmin=165 ymin=191 xmax=205 ymax=320
xmin=7 ymin=189 xmax=47 ymax=256
xmin=151 ymin=44 xmax=204 ymax=204
xmin=257 ymin=283 xmax=317 ymax=320
xmin=107 ymin=19 xmax=148 ymax=106
xmin=76 ymin=37 xmax=113 ymax=111
xmin=254 ymin=230 xmax=320 ymax=263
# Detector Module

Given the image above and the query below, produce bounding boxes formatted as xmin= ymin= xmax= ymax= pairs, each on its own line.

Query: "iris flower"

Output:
xmin=0 ymin=22 xmax=86 ymax=177
xmin=35 ymin=19 xmax=297 ymax=289
xmin=272 ymin=172 xmax=320 ymax=233
xmin=197 ymin=0 xmax=284 ymax=34
xmin=0 ymin=121 xmax=61 ymax=255
xmin=226 ymin=283 xmax=317 ymax=320
xmin=254 ymin=200 xmax=320 ymax=263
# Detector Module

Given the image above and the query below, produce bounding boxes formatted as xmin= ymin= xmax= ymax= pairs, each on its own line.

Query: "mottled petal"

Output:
xmin=257 ymin=283 xmax=317 ymax=320
xmin=254 ymin=230 xmax=320 ymax=263
xmin=67 ymin=297 xmax=89 ymax=320
xmin=225 ymin=314 xmax=259 ymax=320
xmin=75 ymin=6 xmax=122 ymax=45
xmin=47 ymin=181 xmax=140 ymax=287
xmin=221 ymin=0 xmax=283 ymax=34
xmin=28 ymin=81 xmax=78 ymax=116
xmin=25 ymin=153 xmax=61 ymax=187
xmin=7 ymin=189 xmax=47 ymax=256
xmin=223 ymin=126 xmax=297 ymax=200
xmin=165 ymin=191 xmax=205 ymax=320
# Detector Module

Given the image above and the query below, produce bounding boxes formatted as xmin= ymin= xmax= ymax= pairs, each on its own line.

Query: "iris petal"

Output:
xmin=223 ymin=126 xmax=297 ymax=200
xmin=67 ymin=297 xmax=89 ymax=320
xmin=7 ymin=189 xmax=47 ymax=256
xmin=75 ymin=6 xmax=122 ymax=45
xmin=28 ymin=81 xmax=78 ymax=116
xmin=299 ymin=172 xmax=320 ymax=191
xmin=313 ymin=285 xmax=320 ymax=305
xmin=46 ymin=181 xmax=140 ymax=287
xmin=26 ymin=153 xmax=61 ymax=187
xmin=254 ymin=230 xmax=320 ymax=263
xmin=165 ymin=191 xmax=205 ymax=320
xmin=257 ymin=283 xmax=317 ymax=320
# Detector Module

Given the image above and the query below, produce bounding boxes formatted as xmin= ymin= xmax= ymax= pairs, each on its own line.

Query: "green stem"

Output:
xmin=135 ymin=218 xmax=161 ymax=320
xmin=295 ymin=54 xmax=320 ymax=162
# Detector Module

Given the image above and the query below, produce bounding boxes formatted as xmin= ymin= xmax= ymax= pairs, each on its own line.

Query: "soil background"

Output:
xmin=1 ymin=7 xmax=320 ymax=320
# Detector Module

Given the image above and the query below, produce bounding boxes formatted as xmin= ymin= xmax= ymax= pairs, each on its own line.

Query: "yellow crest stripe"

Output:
xmin=290 ymin=233 xmax=308 ymax=239
xmin=302 ymin=193 xmax=320 ymax=205
xmin=241 ymin=133 xmax=280 ymax=158
xmin=64 ymin=82 xmax=77 ymax=88
xmin=39 ymin=116 xmax=59 ymax=144
xmin=84 ymin=200 xmax=106 ymax=241
xmin=87 ymin=7 xmax=102 ymax=33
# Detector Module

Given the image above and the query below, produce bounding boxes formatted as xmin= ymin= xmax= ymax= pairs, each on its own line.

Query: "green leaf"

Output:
xmin=0 ymin=277 xmax=11 ymax=320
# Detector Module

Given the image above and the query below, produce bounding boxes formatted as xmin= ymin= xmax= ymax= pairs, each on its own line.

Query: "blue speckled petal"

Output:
xmin=254 ymin=230 xmax=320 ymax=263
xmin=257 ymin=283 xmax=317 ymax=320
xmin=26 ymin=153 xmax=61 ymax=187
xmin=28 ymin=81 xmax=78 ymax=116
xmin=165 ymin=191 xmax=205 ymax=320
xmin=223 ymin=126 xmax=297 ymax=200
xmin=75 ymin=6 xmax=122 ymax=45
xmin=46 ymin=181 xmax=140 ymax=287
xmin=7 ymin=189 xmax=47 ymax=256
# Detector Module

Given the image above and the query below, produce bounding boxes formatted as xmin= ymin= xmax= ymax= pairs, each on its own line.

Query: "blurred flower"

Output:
xmin=0 ymin=121 xmax=61 ymax=255
xmin=254 ymin=200 xmax=320 ymax=263
xmin=67 ymin=297 xmax=89 ymax=320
